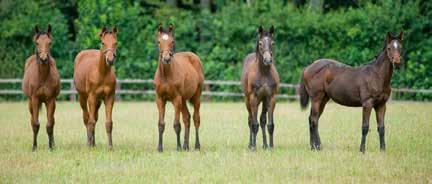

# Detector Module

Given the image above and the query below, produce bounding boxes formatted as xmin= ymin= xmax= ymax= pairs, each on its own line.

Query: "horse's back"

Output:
xmin=241 ymin=53 xmax=256 ymax=91
xmin=73 ymin=49 xmax=100 ymax=92
xmin=174 ymin=52 xmax=205 ymax=83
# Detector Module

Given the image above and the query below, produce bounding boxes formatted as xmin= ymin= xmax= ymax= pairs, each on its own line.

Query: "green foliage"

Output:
xmin=0 ymin=0 xmax=431 ymax=100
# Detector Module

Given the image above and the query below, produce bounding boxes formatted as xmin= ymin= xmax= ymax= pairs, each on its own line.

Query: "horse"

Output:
xmin=22 ymin=25 xmax=60 ymax=151
xmin=241 ymin=25 xmax=279 ymax=151
xmin=154 ymin=24 xmax=204 ymax=152
xmin=73 ymin=26 xmax=118 ymax=149
xmin=299 ymin=32 xmax=404 ymax=153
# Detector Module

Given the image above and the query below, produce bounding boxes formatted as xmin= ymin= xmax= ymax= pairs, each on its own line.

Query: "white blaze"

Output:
xmin=393 ymin=41 xmax=399 ymax=49
xmin=162 ymin=34 xmax=169 ymax=40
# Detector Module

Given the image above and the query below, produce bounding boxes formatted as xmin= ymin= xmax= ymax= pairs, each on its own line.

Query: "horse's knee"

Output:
xmin=362 ymin=125 xmax=369 ymax=136
xmin=105 ymin=121 xmax=113 ymax=133
xmin=158 ymin=121 xmax=165 ymax=133
xmin=173 ymin=122 xmax=181 ymax=134
xmin=267 ymin=123 xmax=274 ymax=134
xmin=377 ymin=126 xmax=385 ymax=135
xmin=193 ymin=112 xmax=200 ymax=128
xmin=260 ymin=113 xmax=267 ymax=127
xmin=251 ymin=122 xmax=259 ymax=134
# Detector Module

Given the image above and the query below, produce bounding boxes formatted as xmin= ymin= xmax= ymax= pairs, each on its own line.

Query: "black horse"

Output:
xmin=299 ymin=32 xmax=404 ymax=153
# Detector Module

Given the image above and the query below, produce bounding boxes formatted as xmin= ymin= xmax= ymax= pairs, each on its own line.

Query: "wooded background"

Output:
xmin=0 ymin=0 xmax=431 ymax=100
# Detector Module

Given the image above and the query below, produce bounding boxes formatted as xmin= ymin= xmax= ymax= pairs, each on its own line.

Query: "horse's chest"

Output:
xmin=253 ymin=79 xmax=276 ymax=98
xmin=34 ymin=81 xmax=58 ymax=98
xmin=156 ymin=83 xmax=176 ymax=98
xmin=93 ymin=84 xmax=114 ymax=97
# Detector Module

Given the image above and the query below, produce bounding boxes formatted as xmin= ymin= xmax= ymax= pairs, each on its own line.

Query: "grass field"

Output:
xmin=0 ymin=101 xmax=431 ymax=183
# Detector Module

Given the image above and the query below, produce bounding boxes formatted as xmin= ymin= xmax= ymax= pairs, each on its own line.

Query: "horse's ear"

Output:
xmin=398 ymin=31 xmax=404 ymax=41
xmin=34 ymin=25 xmax=40 ymax=35
xmin=258 ymin=25 xmax=263 ymax=35
xmin=168 ymin=24 xmax=174 ymax=33
xmin=99 ymin=26 xmax=108 ymax=38
xmin=385 ymin=32 xmax=393 ymax=43
xmin=47 ymin=24 xmax=52 ymax=35
xmin=112 ymin=26 xmax=118 ymax=34
xmin=269 ymin=25 xmax=275 ymax=35
xmin=157 ymin=24 xmax=163 ymax=34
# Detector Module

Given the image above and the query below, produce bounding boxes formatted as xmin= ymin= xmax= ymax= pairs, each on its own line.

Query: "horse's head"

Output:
xmin=99 ymin=26 xmax=118 ymax=66
xmin=33 ymin=25 xmax=52 ymax=64
xmin=256 ymin=25 xmax=275 ymax=66
xmin=157 ymin=24 xmax=175 ymax=64
xmin=385 ymin=31 xmax=404 ymax=69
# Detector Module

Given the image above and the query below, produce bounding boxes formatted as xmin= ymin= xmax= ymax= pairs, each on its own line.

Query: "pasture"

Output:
xmin=0 ymin=101 xmax=431 ymax=183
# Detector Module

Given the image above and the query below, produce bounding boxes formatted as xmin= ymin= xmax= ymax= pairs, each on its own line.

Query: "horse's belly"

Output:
xmin=326 ymin=83 xmax=362 ymax=107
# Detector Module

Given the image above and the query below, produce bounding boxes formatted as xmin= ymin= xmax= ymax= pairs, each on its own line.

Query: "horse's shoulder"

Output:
xmin=24 ymin=55 xmax=37 ymax=71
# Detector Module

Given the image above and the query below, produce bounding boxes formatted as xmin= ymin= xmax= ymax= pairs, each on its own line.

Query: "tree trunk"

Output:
xmin=308 ymin=0 xmax=323 ymax=13
xmin=166 ymin=0 xmax=178 ymax=6
xmin=200 ymin=0 xmax=211 ymax=10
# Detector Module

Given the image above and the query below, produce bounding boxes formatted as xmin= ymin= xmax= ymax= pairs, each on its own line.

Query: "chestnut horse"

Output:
xmin=299 ymin=32 xmax=404 ymax=153
xmin=241 ymin=26 xmax=279 ymax=150
xmin=154 ymin=24 xmax=204 ymax=152
xmin=22 ymin=25 xmax=60 ymax=151
xmin=73 ymin=26 xmax=118 ymax=149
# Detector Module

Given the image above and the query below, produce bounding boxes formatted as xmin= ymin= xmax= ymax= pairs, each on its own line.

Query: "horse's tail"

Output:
xmin=299 ymin=73 xmax=309 ymax=110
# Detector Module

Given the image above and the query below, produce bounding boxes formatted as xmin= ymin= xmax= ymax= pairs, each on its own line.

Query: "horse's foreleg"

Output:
xmin=245 ymin=96 xmax=253 ymax=149
xmin=156 ymin=96 xmax=166 ymax=152
xmin=173 ymin=96 xmax=183 ymax=151
xmin=360 ymin=100 xmax=373 ymax=153
xmin=45 ymin=98 xmax=56 ymax=150
xmin=30 ymin=97 xmax=40 ymax=151
xmin=260 ymin=98 xmax=269 ymax=149
xmin=267 ymin=95 xmax=276 ymax=149
xmin=87 ymin=94 xmax=98 ymax=147
xmin=181 ymin=101 xmax=191 ymax=151
xmin=249 ymin=95 xmax=259 ymax=151
xmin=374 ymin=104 xmax=386 ymax=151
xmin=104 ymin=94 xmax=115 ymax=150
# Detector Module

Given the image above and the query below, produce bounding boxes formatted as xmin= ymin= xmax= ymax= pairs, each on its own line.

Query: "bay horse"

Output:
xmin=22 ymin=25 xmax=60 ymax=151
xmin=299 ymin=32 xmax=404 ymax=153
xmin=154 ymin=24 xmax=204 ymax=152
xmin=73 ymin=26 xmax=118 ymax=149
xmin=241 ymin=25 xmax=279 ymax=151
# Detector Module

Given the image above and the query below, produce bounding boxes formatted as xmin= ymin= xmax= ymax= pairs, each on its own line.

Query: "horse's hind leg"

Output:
xmin=260 ymin=98 xmax=269 ymax=149
xmin=172 ymin=96 xmax=183 ymax=151
xmin=191 ymin=90 xmax=201 ymax=150
xmin=45 ymin=98 xmax=56 ymax=150
xmin=181 ymin=100 xmax=191 ymax=150
xmin=79 ymin=95 xmax=89 ymax=126
xmin=30 ymin=96 xmax=41 ymax=151
xmin=104 ymin=94 xmax=114 ymax=150
xmin=267 ymin=95 xmax=277 ymax=149
xmin=374 ymin=104 xmax=386 ymax=151
xmin=249 ymin=95 xmax=260 ymax=151
xmin=246 ymin=96 xmax=253 ymax=149
xmin=309 ymin=95 xmax=326 ymax=151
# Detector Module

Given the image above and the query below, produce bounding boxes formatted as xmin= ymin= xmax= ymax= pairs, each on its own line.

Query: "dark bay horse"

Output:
xmin=22 ymin=25 xmax=60 ymax=151
xmin=241 ymin=26 xmax=279 ymax=150
xmin=154 ymin=24 xmax=204 ymax=152
xmin=73 ymin=26 xmax=118 ymax=149
xmin=299 ymin=32 xmax=404 ymax=153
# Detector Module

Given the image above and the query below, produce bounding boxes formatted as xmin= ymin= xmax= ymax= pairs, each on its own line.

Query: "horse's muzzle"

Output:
xmin=106 ymin=58 xmax=115 ymax=66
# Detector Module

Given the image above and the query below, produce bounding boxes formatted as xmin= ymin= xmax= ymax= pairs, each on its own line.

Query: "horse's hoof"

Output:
xmin=183 ymin=145 xmax=190 ymax=151
xmin=32 ymin=146 xmax=37 ymax=152
xmin=263 ymin=145 xmax=269 ymax=150
xmin=108 ymin=146 xmax=113 ymax=151
xmin=249 ymin=145 xmax=257 ymax=151
xmin=177 ymin=147 xmax=182 ymax=152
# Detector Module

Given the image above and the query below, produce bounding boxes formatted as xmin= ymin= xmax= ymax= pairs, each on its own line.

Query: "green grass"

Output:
xmin=0 ymin=101 xmax=431 ymax=183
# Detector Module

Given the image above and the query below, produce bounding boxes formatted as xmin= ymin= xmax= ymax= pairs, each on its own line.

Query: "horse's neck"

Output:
xmin=98 ymin=50 xmax=111 ymax=75
xmin=37 ymin=61 xmax=50 ymax=81
xmin=372 ymin=51 xmax=393 ymax=87
xmin=256 ymin=53 xmax=271 ymax=75
xmin=157 ymin=59 xmax=173 ymax=80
